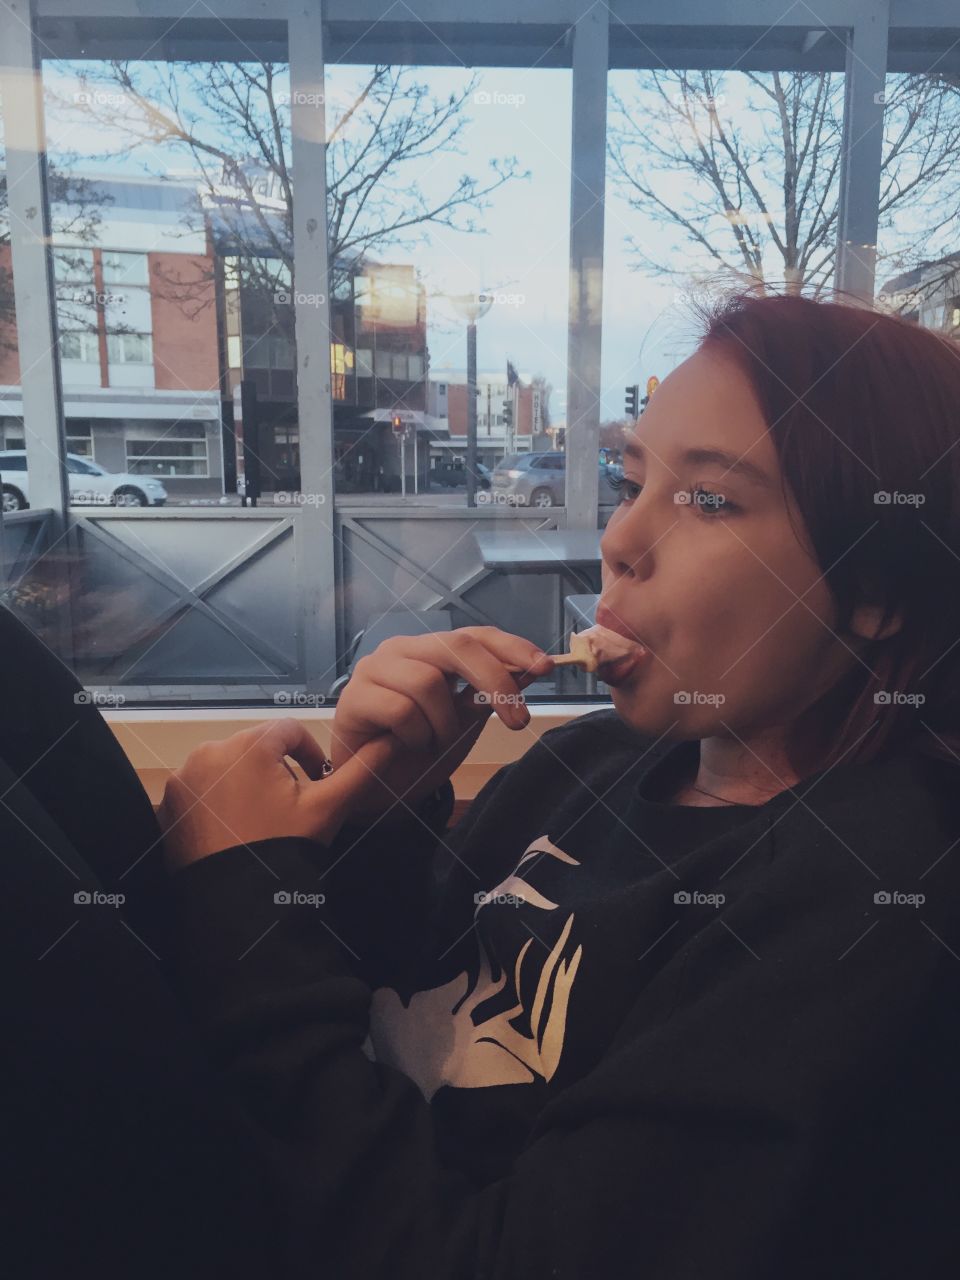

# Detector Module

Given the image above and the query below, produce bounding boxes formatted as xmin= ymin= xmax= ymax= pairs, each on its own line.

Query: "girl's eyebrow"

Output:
xmin=622 ymin=437 xmax=773 ymax=488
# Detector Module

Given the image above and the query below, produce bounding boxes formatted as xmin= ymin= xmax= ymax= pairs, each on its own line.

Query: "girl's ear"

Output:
xmin=847 ymin=602 xmax=903 ymax=642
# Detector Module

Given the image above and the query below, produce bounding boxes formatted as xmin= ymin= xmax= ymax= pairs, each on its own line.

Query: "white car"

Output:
xmin=0 ymin=451 xmax=167 ymax=512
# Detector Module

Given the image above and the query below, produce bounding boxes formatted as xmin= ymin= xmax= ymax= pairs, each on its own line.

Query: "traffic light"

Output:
xmin=640 ymin=394 xmax=650 ymax=412
xmin=502 ymin=399 xmax=513 ymax=428
xmin=625 ymin=384 xmax=639 ymax=419
xmin=391 ymin=413 xmax=404 ymax=436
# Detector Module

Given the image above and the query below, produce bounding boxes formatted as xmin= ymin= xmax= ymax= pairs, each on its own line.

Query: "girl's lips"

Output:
xmin=597 ymin=645 xmax=649 ymax=686
xmin=595 ymin=603 xmax=647 ymax=649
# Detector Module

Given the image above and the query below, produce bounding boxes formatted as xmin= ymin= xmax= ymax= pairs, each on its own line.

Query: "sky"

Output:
xmin=24 ymin=58 xmax=951 ymax=431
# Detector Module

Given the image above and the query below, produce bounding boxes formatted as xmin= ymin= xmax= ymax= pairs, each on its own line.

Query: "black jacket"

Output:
xmin=0 ymin=604 xmax=272 ymax=1278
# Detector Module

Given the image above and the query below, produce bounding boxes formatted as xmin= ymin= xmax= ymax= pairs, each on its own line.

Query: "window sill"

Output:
xmin=104 ymin=703 xmax=606 ymax=806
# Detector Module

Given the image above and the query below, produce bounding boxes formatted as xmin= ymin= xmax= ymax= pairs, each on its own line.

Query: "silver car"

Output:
xmin=490 ymin=452 xmax=622 ymax=508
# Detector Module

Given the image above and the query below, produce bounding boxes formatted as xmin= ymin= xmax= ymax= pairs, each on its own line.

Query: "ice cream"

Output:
xmin=556 ymin=624 xmax=641 ymax=672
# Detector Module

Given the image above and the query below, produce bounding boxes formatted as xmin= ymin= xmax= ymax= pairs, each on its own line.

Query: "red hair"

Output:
xmin=691 ymin=289 xmax=960 ymax=770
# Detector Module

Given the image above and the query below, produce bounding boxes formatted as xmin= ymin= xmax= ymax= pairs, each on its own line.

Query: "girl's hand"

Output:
xmin=159 ymin=718 xmax=392 ymax=870
xmin=330 ymin=626 xmax=554 ymax=823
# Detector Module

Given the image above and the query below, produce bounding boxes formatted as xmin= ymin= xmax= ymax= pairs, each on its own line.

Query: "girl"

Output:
xmin=161 ymin=292 xmax=960 ymax=1279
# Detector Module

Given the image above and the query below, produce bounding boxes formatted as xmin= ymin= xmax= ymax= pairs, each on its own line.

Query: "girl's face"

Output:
xmin=600 ymin=346 xmax=859 ymax=742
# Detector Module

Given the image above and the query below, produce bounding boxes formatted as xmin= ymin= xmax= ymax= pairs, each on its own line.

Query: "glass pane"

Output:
xmin=325 ymin=63 xmax=570 ymax=502
xmin=875 ymin=58 xmax=960 ymax=329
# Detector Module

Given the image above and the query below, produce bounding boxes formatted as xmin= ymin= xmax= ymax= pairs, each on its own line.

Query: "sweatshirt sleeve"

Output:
xmin=294 ymin=779 xmax=455 ymax=990
xmin=164 ymin=827 xmax=960 ymax=1280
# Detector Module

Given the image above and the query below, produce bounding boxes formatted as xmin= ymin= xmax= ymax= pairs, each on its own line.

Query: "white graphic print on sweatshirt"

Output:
xmin=364 ymin=834 xmax=583 ymax=1102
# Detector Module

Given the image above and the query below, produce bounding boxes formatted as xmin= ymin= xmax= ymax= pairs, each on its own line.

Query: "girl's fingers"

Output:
xmin=239 ymin=718 xmax=330 ymax=779
xmin=331 ymin=681 xmax=436 ymax=751
xmin=370 ymin=656 xmax=464 ymax=748
xmin=379 ymin=630 xmax=546 ymax=727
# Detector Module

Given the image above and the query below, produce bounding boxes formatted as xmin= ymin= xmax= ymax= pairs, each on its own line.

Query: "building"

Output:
xmin=425 ymin=367 xmax=549 ymax=470
xmin=877 ymin=252 xmax=960 ymax=333
xmin=0 ymin=174 xmax=224 ymax=499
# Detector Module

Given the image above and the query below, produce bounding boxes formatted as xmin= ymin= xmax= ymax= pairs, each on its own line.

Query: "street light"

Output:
xmin=447 ymin=291 xmax=494 ymax=508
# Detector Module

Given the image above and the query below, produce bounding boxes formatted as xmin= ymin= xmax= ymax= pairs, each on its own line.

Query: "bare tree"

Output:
xmin=48 ymin=60 xmax=528 ymax=333
xmin=608 ymin=69 xmax=960 ymax=309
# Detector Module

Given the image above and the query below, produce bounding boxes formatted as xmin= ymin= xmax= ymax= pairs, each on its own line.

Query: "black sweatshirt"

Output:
xmin=166 ymin=709 xmax=960 ymax=1279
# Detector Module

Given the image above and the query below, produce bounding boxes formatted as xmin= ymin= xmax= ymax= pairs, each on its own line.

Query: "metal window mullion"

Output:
xmin=287 ymin=2 xmax=338 ymax=694
xmin=564 ymin=7 xmax=608 ymax=529
xmin=0 ymin=0 xmax=69 ymax=520
xmin=835 ymin=1 xmax=890 ymax=302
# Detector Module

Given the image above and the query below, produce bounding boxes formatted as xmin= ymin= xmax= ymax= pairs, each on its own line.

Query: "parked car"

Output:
xmin=0 ymin=451 xmax=168 ymax=513
xmin=429 ymin=460 xmax=492 ymax=491
xmin=490 ymin=451 xmax=622 ymax=507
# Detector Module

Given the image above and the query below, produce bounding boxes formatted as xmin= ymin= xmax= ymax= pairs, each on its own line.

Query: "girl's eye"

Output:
xmin=608 ymin=475 xmax=738 ymax=517
xmin=608 ymin=473 xmax=642 ymax=505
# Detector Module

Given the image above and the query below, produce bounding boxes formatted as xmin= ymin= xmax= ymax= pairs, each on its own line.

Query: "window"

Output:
xmin=4 ymin=9 xmax=913 ymax=716
xmin=66 ymin=456 xmax=99 ymax=475
xmin=106 ymin=333 xmax=153 ymax=364
xmin=126 ymin=430 xmax=209 ymax=478
xmin=101 ymin=251 xmax=149 ymax=286
xmin=0 ymin=454 xmax=28 ymax=471
xmin=59 ymin=331 xmax=100 ymax=363
xmin=876 ymin=64 xmax=960 ymax=327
